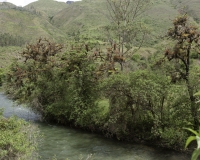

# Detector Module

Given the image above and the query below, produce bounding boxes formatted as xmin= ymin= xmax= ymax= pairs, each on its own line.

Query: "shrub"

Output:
xmin=0 ymin=109 xmax=39 ymax=160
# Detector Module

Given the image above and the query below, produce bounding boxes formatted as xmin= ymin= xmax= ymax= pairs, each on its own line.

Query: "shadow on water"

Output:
xmin=0 ymin=93 xmax=191 ymax=160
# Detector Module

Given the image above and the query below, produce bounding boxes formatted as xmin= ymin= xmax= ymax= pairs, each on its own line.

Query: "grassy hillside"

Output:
xmin=50 ymin=0 xmax=181 ymax=44
xmin=0 ymin=46 xmax=21 ymax=68
xmin=171 ymin=0 xmax=200 ymax=23
xmin=142 ymin=0 xmax=180 ymax=45
xmin=0 ymin=0 xmax=200 ymax=47
xmin=0 ymin=8 xmax=67 ymax=44
xmin=52 ymin=0 xmax=164 ymax=43
xmin=50 ymin=0 xmax=200 ymax=45
xmin=0 ymin=2 xmax=16 ymax=9
xmin=25 ymin=0 xmax=69 ymax=18
xmin=52 ymin=0 xmax=109 ymax=41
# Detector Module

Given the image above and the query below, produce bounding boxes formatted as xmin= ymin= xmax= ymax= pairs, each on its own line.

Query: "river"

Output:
xmin=0 ymin=93 xmax=190 ymax=160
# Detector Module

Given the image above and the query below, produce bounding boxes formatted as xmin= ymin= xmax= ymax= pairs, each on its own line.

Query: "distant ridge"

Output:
xmin=0 ymin=2 xmax=16 ymax=9
xmin=25 ymin=0 xmax=68 ymax=17
xmin=0 ymin=0 xmax=199 ymax=47
xmin=0 ymin=8 xmax=67 ymax=43
xmin=66 ymin=1 xmax=74 ymax=4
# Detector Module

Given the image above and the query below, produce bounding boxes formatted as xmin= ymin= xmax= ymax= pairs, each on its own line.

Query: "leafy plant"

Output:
xmin=0 ymin=110 xmax=39 ymax=160
xmin=163 ymin=14 xmax=200 ymax=129
xmin=4 ymin=39 xmax=104 ymax=130
xmin=184 ymin=128 xmax=200 ymax=160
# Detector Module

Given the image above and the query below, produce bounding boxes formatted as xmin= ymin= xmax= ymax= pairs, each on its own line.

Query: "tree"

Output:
xmin=5 ymin=38 xmax=63 ymax=108
xmin=165 ymin=14 xmax=200 ymax=129
xmin=105 ymin=0 xmax=151 ymax=70
xmin=5 ymin=39 xmax=102 ymax=128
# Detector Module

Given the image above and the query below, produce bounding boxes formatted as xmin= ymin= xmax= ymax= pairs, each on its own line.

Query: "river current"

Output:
xmin=0 ymin=93 xmax=190 ymax=160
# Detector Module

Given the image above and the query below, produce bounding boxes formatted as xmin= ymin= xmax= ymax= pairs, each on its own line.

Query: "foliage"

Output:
xmin=184 ymin=128 xmax=200 ymax=160
xmin=0 ymin=33 xmax=25 ymax=47
xmin=100 ymin=69 xmax=190 ymax=147
xmin=4 ymin=38 xmax=63 ymax=102
xmin=0 ymin=110 xmax=39 ymax=160
xmin=159 ymin=127 xmax=188 ymax=150
xmin=4 ymin=36 xmax=200 ymax=150
xmin=161 ymin=14 xmax=200 ymax=129
xmin=3 ymin=11 xmax=200 ymax=153
xmin=4 ymin=39 xmax=105 ymax=130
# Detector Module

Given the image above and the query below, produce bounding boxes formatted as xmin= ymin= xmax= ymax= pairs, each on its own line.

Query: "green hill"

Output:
xmin=170 ymin=0 xmax=200 ymax=23
xmin=0 ymin=0 xmax=200 ymax=46
xmin=50 ymin=0 xmax=176 ymax=44
xmin=0 ymin=2 xmax=16 ymax=9
xmin=0 ymin=8 xmax=67 ymax=44
xmin=50 ymin=0 xmax=200 ymax=44
xmin=52 ymin=0 xmax=109 ymax=28
xmin=25 ymin=0 xmax=69 ymax=18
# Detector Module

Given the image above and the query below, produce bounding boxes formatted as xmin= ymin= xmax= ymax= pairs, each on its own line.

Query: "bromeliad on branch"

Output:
xmin=164 ymin=14 xmax=200 ymax=130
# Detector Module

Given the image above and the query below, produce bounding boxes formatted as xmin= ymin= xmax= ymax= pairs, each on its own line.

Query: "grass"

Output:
xmin=25 ymin=0 xmax=69 ymax=17
xmin=0 ymin=8 xmax=67 ymax=43
xmin=0 ymin=109 xmax=39 ymax=160
xmin=170 ymin=0 xmax=200 ymax=23
xmin=0 ymin=46 xmax=22 ymax=69
xmin=52 ymin=0 xmax=109 ymax=39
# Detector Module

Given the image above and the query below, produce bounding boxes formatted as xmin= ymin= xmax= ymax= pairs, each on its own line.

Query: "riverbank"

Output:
xmin=1 ymin=86 xmax=193 ymax=154
xmin=0 ymin=93 xmax=193 ymax=160
xmin=0 ymin=109 xmax=39 ymax=159
xmin=4 ymin=37 xmax=200 ymax=155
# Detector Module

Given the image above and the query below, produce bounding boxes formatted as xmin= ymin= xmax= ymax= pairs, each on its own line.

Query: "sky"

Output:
xmin=0 ymin=0 xmax=81 ymax=7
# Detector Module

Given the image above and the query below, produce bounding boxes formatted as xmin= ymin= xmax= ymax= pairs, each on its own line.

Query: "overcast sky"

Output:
xmin=0 ymin=0 xmax=81 ymax=7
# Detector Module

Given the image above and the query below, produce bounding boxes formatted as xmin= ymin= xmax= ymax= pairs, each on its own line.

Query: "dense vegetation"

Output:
xmin=184 ymin=128 xmax=200 ymax=160
xmin=2 ymin=0 xmax=200 ymax=155
xmin=2 ymin=13 xmax=200 ymax=151
xmin=0 ymin=33 xmax=25 ymax=47
xmin=0 ymin=109 xmax=38 ymax=159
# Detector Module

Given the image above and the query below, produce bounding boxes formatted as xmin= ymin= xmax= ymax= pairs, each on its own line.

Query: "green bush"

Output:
xmin=0 ymin=109 xmax=39 ymax=160
xmin=4 ymin=39 xmax=103 ymax=130
xmin=160 ymin=127 xmax=188 ymax=150
xmin=4 ymin=38 xmax=200 ymax=151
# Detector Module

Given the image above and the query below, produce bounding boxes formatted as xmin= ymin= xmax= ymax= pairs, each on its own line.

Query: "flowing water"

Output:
xmin=0 ymin=93 xmax=190 ymax=160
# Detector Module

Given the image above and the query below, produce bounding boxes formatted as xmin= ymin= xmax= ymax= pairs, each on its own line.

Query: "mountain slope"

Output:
xmin=0 ymin=8 xmax=67 ymax=43
xmin=0 ymin=2 xmax=16 ymax=9
xmin=51 ymin=0 xmax=200 ymax=45
xmin=25 ymin=0 xmax=69 ymax=18
xmin=1 ymin=0 xmax=200 ymax=46
xmin=51 ymin=0 xmax=176 ymax=44
xmin=52 ymin=0 xmax=110 ymax=41
xmin=170 ymin=0 xmax=200 ymax=23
